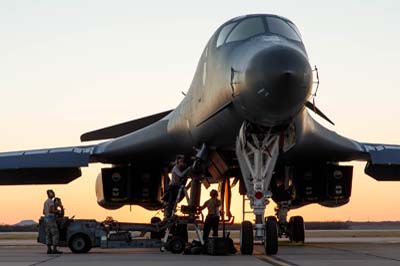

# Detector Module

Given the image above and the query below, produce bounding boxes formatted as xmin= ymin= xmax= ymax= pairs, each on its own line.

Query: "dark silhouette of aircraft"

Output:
xmin=1 ymin=14 xmax=399 ymax=255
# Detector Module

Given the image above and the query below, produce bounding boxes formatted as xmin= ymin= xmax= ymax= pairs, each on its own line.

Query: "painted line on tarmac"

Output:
xmin=255 ymin=255 xmax=300 ymax=266
xmin=308 ymin=243 xmax=400 ymax=263
xmin=29 ymin=254 xmax=62 ymax=266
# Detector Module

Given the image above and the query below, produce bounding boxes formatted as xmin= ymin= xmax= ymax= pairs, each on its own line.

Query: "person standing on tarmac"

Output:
xmin=200 ymin=189 xmax=221 ymax=243
xmin=165 ymin=155 xmax=191 ymax=217
xmin=43 ymin=190 xmax=62 ymax=254
xmin=53 ymin=197 xmax=64 ymax=218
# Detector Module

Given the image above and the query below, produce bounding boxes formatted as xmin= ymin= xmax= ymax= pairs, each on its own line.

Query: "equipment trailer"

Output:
xmin=38 ymin=184 xmax=206 ymax=254
xmin=38 ymin=214 xmax=202 ymax=254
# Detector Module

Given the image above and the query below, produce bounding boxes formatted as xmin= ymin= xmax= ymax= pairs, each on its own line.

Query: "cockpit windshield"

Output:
xmin=215 ymin=15 xmax=302 ymax=48
xmin=266 ymin=16 xmax=301 ymax=42
xmin=216 ymin=22 xmax=237 ymax=47
xmin=225 ymin=17 xmax=265 ymax=44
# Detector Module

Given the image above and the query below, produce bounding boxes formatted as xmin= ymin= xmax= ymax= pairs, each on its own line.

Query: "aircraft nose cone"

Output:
xmin=243 ymin=45 xmax=312 ymax=125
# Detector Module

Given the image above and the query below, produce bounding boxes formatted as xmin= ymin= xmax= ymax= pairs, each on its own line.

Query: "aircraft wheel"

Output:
xmin=289 ymin=216 xmax=305 ymax=242
xmin=168 ymin=236 xmax=186 ymax=254
xmin=264 ymin=218 xmax=278 ymax=255
xmin=68 ymin=233 xmax=92 ymax=253
xmin=240 ymin=220 xmax=253 ymax=255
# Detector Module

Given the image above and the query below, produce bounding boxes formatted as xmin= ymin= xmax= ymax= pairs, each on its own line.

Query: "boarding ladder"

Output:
xmin=242 ymin=195 xmax=253 ymax=221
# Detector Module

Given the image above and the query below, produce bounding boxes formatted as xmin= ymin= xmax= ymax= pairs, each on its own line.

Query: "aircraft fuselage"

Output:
xmin=96 ymin=14 xmax=312 ymax=163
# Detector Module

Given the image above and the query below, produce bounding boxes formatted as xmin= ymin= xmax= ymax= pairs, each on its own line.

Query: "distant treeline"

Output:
xmin=3 ymin=221 xmax=400 ymax=232
xmin=0 ymin=224 xmax=38 ymax=232
xmin=305 ymin=222 xmax=350 ymax=230
xmin=195 ymin=221 xmax=400 ymax=230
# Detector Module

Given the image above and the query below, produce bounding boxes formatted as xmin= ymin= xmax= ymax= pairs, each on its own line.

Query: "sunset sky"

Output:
xmin=1 ymin=1 xmax=400 ymax=224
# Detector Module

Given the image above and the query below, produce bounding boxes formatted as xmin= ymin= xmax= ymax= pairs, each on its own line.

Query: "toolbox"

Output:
xmin=206 ymin=237 xmax=229 ymax=255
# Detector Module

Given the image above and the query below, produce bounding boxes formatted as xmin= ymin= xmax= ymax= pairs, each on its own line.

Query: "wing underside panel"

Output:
xmin=363 ymin=144 xmax=400 ymax=181
xmin=0 ymin=168 xmax=82 ymax=185
xmin=0 ymin=146 xmax=94 ymax=185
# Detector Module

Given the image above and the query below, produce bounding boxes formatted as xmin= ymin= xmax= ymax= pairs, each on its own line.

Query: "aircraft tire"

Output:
xmin=240 ymin=220 xmax=253 ymax=255
xmin=289 ymin=216 xmax=305 ymax=242
xmin=264 ymin=218 xmax=278 ymax=255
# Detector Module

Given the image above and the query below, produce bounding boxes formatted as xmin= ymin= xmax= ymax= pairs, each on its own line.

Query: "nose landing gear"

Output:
xmin=236 ymin=122 xmax=281 ymax=255
xmin=264 ymin=216 xmax=278 ymax=255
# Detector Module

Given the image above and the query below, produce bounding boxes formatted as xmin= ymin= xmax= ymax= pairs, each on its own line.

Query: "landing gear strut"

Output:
xmin=236 ymin=122 xmax=281 ymax=255
xmin=275 ymin=202 xmax=305 ymax=242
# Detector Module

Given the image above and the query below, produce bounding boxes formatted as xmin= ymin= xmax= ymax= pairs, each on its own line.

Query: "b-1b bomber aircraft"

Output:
xmin=1 ymin=14 xmax=399 ymax=255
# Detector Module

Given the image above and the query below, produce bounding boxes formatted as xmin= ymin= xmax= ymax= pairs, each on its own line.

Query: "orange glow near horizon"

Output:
xmin=1 ymin=162 xmax=400 ymax=225
xmin=1 ymin=1 xmax=400 ymax=225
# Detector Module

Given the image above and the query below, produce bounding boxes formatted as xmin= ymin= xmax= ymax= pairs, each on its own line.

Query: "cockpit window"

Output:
xmin=266 ymin=17 xmax=301 ymax=42
xmin=216 ymin=22 xmax=237 ymax=47
xmin=287 ymin=21 xmax=302 ymax=40
xmin=225 ymin=17 xmax=265 ymax=43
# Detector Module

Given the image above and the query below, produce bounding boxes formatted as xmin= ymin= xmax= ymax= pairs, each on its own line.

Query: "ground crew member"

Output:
xmin=53 ymin=197 xmax=64 ymax=218
xmin=200 ymin=189 xmax=221 ymax=242
xmin=43 ymin=189 xmax=62 ymax=254
xmin=165 ymin=155 xmax=191 ymax=217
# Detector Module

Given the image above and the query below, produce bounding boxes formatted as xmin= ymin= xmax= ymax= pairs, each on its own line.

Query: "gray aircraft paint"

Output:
xmin=93 ymin=14 xmax=360 ymax=165
xmin=0 ymin=14 xmax=397 ymax=186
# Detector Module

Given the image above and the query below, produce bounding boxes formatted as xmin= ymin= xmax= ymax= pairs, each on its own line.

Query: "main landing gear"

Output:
xmin=275 ymin=202 xmax=305 ymax=242
xmin=236 ymin=122 xmax=298 ymax=255
xmin=288 ymin=216 xmax=305 ymax=242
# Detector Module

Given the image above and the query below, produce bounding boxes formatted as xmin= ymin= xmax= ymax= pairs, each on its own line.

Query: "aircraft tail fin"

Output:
xmin=80 ymin=109 xmax=173 ymax=142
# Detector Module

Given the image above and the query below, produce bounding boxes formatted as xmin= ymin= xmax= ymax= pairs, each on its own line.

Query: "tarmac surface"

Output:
xmin=1 ymin=237 xmax=400 ymax=266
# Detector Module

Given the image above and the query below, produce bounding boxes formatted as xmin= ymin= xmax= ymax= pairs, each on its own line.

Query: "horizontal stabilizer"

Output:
xmin=0 ymin=146 xmax=95 ymax=185
xmin=363 ymin=144 xmax=400 ymax=181
xmin=81 ymin=109 xmax=173 ymax=142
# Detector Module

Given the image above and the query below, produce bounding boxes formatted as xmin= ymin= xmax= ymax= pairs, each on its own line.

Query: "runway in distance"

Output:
xmin=1 ymin=14 xmax=400 ymax=255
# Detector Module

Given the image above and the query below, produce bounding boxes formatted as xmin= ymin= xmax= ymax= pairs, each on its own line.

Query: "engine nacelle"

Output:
xmin=96 ymin=165 xmax=163 ymax=210
xmin=291 ymin=164 xmax=353 ymax=208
